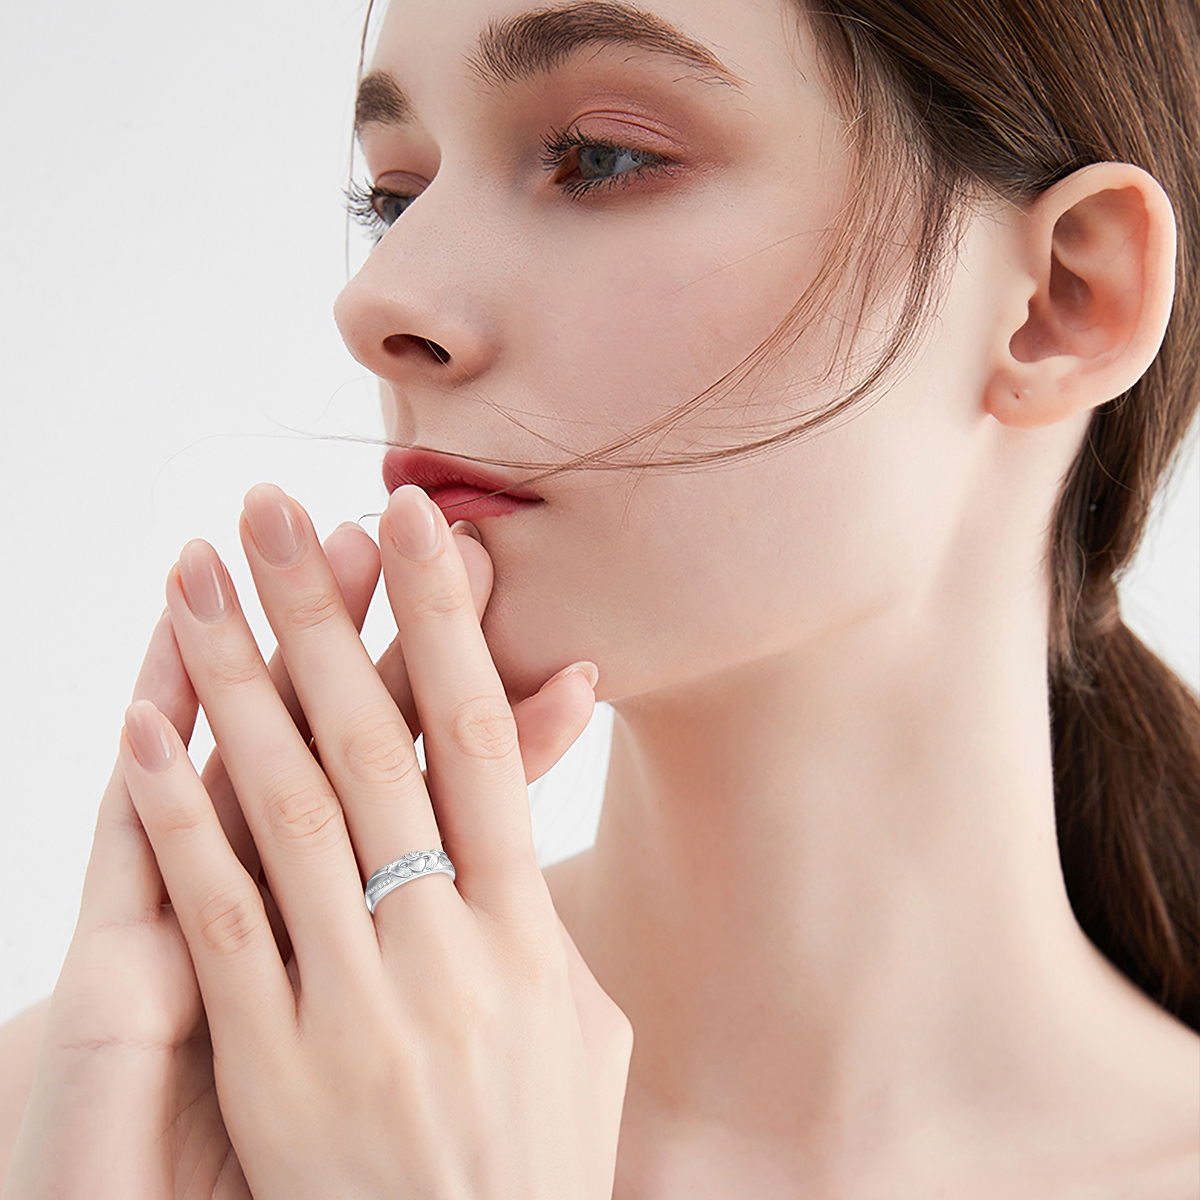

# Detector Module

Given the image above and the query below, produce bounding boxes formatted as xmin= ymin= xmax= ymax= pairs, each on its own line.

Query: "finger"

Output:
xmin=238 ymin=519 xmax=485 ymax=754
xmin=196 ymin=518 xmax=474 ymax=975
xmin=380 ymin=535 xmax=591 ymax=781
xmin=166 ymin=537 xmax=376 ymax=976
xmin=221 ymin=519 xmax=380 ymax=972
xmin=372 ymin=521 xmax=490 ymax=732
xmin=386 ymin=522 xmax=595 ymax=785
xmin=257 ymin=519 xmax=383 ymax=744
xmin=199 ymin=521 xmax=382 ymax=888
xmin=134 ymin=606 xmax=202 ymax=742
xmin=453 ymin=522 xmax=494 ymax=615
xmin=378 ymin=485 xmax=542 ymax=921
xmin=79 ymin=609 xmax=200 ymax=929
xmin=510 ymin=662 xmax=599 ymax=785
xmin=237 ymin=485 xmax=444 ymax=893
xmin=119 ymin=699 xmax=296 ymax=1058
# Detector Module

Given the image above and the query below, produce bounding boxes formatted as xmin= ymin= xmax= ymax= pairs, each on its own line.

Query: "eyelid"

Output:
xmin=347 ymin=111 xmax=691 ymax=240
xmin=373 ymin=170 xmax=429 ymax=193
xmin=559 ymin=110 xmax=687 ymax=153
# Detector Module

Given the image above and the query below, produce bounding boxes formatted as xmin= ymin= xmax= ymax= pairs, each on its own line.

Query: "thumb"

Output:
xmin=448 ymin=520 xmax=493 ymax=614
xmin=448 ymin=521 xmax=596 ymax=783
xmin=512 ymin=661 xmax=599 ymax=784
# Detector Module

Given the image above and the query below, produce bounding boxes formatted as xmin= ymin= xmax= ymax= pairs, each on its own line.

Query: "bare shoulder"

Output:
xmin=1147 ymin=1057 xmax=1200 ymax=1200
xmin=0 ymin=996 xmax=51 ymax=1181
xmin=1142 ymin=1014 xmax=1200 ymax=1190
xmin=1076 ymin=1010 xmax=1198 ymax=1200
xmin=1128 ymin=1141 xmax=1200 ymax=1200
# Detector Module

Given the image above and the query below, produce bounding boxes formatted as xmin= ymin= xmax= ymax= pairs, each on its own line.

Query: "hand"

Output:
xmin=3 ymin=509 xmax=597 ymax=1200
xmin=115 ymin=484 xmax=633 ymax=1200
xmin=3 ymin=523 xmax=381 ymax=1200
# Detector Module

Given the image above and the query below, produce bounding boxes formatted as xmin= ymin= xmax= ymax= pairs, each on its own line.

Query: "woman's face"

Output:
xmin=335 ymin=0 xmax=1006 ymax=705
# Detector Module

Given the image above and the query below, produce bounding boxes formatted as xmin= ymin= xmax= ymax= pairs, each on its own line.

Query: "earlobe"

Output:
xmin=983 ymin=162 xmax=1177 ymax=430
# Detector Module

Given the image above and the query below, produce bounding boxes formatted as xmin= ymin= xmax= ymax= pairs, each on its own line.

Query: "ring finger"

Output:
xmin=166 ymin=536 xmax=381 ymax=975
xmin=236 ymin=484 xmax=452 ymax=895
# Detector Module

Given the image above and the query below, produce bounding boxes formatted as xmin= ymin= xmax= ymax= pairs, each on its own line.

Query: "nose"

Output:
xmin=333 ymin=216 xmax=500 ymax=386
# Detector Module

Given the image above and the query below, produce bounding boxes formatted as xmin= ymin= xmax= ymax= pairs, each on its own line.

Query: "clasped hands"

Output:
xmin=4 ymin=483 xmax=631 ymax=1200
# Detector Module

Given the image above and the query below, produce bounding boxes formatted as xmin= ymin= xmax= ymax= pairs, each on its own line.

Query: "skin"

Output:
xmin=332 ymin=0 xmax=1200 ymax=1197
xmin=3 ymin=0 xmax=1197 ymax=1196
xmin=3 ymin=515 xmax=616 ymax=1200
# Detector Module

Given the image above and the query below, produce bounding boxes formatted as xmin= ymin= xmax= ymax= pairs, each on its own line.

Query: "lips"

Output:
xmin=382 ymin=448 xmax=543 ymax=498
xmin=382 ymin=448 xmax=544 ymax=521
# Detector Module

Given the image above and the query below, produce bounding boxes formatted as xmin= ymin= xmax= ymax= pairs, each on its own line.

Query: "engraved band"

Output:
xmin=364 ymin=850 xmax=456 ymax=915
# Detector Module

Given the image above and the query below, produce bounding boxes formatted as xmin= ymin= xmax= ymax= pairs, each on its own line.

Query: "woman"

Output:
xmin=2 ymin=0 xmax=1198 ymax=1195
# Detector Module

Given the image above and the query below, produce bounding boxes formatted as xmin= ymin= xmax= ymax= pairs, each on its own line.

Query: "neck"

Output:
xmin=557 ymin=572 xmax=1180 ymax=1189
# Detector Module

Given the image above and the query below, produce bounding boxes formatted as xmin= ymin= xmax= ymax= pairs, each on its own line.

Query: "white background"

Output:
xmin=1 ymin=2 xmax=1195 ymax=1027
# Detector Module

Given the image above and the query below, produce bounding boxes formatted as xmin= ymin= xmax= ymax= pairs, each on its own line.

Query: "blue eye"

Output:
xmin=345 ymin=181 xmax=417 ymax=241
xmin=579 ymin=145 xmax=640 ymax=178
xmin=374 ymin=192 xmax=415 ymax=226
xmin=539 ymin=126 xmax=675 ymax=198
xmin=345 ymin=126 xmax=675 ymax=241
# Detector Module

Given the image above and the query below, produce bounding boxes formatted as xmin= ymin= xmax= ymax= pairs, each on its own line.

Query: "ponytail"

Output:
xmin=1051 ymin=616 xmax=1200 ymax=1031
xmin=1049 ymin=400 xmax=1200 ymax=1032
xmin=809 ymin=0 xmax=1200 ymax=1034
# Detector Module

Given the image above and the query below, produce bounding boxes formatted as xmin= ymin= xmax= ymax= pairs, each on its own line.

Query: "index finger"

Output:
xmin=379 ymin=486 xmax=543 ymax=923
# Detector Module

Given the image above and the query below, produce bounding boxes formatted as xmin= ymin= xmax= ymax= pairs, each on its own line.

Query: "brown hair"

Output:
xmin=799 ymin=0 xmax=1200 ymax=1033
xmin=353 ymin=0 xmax=1200 ymax=1029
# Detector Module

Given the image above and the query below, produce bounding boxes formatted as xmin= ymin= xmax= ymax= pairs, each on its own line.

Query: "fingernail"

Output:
xmin=388 ymin=485 xmax=443 ymax=560
xmin=335 ymin=520 xmax=364 ymax=535
xmin=178 ymin=539 xmax=231 ymax=622
xmin=552 ymin=660 xmax=599 ymax=689
xmin=244 ymin=484 xmax=304 ymax=566
xmin=124 ymin=700 xmax=175 ymax=772
xmin=450 ymin=520 xmax=482 ymax=543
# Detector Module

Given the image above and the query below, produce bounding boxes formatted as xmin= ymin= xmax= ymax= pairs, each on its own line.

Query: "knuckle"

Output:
xmin=281 ymin=585 xmax=343 ymax=633
xmin=156 ymin=795 xmax=209 ymax=839
xmin=204 ymin=644 xmax=264 ymax=690
xmin=446 ymin=696 xmax=518 ymax=761
xmin=100 ymin=801 xmax=148 ymax=841
xmin=409 ymin=581 xmax=473 ymax=622
xmin=260 ymin=774 xmax=344 ymax=847
xmin=339 ymin=714 xmax=420 ymax=787
xmin=196 ymin=886 xmax=264 ymax=958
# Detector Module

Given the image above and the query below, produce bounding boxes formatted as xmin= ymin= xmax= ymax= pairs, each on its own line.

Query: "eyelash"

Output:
xmin=345 ymin=125 xmax=676 ymax=240
xmin=538 ymin=124 xmax=675 ymax=197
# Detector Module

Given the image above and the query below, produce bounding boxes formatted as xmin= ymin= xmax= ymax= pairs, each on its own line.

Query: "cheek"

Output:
xmin=520 ymin=189 xmax=838 ymax=446
xmin=479 ymin=173 xmax=983 ymax=698
xmin=478 ymin=422 xmax=931 ymax=703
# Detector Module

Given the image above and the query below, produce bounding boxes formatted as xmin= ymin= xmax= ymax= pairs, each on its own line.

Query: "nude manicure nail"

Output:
xmin=178 ymin=540 xmax=231 ymax=622
xmin=552 ymin=661 xmax=600 ymax=689
xmin=125 ymin=700 xmax=175 ymax=772
xmin=244 ymin=484 xmax=304 ymax=566
xmin=450 ymin=520 xmax=482 ymax=542
xmin=389 ymin=485 xmax=443 ymax=560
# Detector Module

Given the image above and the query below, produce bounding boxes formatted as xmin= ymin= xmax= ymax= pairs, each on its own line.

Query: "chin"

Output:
xmin=481 ymin=606 xmax=565 ymax=705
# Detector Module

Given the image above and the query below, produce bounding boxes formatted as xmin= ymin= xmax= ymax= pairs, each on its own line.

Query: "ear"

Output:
xmin=983 ymin=162 xmax=1177 ymax=430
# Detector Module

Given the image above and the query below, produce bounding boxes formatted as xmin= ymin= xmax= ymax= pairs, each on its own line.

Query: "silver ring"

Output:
xmin=364 ymin=849 xmax=456 ymax=915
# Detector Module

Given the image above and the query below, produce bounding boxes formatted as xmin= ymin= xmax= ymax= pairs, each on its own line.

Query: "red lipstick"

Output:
xmin=382 ymin=448 xmax=544 ymax=522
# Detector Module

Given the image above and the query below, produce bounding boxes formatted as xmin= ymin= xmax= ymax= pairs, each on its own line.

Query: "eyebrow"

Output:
xmin=354 ymin=0 xmax=745 ymax=134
